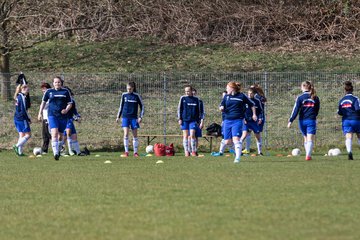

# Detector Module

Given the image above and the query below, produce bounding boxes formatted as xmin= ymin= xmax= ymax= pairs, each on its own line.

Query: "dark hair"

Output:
xmin=302 ymin=81 xmax=316 ymax=99
xmin=40 ymin=82 xmax=51 ymax=89
xmin=344 ymin=81 xmax=353 ymax=93
xmin=250 ymin=83 xmax=267 ymax=102
xmin=184 ymin=85 xmax=193 ymax=91
xmin=128 ymin=81 xmax=137 ymax=92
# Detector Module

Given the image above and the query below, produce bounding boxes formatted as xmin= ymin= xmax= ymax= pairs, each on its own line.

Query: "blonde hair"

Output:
xmin=14 ymin=84 xmax=28 ymax=100
xmin=302 ymin=81 xmax=316 ymax=99
xmin=227 ymin=81 xmax=241 ymax=93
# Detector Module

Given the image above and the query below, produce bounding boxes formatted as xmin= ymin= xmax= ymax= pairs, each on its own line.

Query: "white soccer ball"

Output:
xmin=33 ymin=147 xmax=42 ymax=156
xmin=291 ymin=148 xmax=301 ymax=156
xmin=146 ymin=145 xmax=154 ymax=154
xmin=332 ymin=148 xmax=341 ymax=156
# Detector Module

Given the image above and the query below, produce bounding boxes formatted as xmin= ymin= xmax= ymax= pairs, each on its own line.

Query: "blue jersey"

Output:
xmin=42 ymin=88 xmax=72 ymax=119
xmin=14 ymin=93 xmax=30 ymax=122
xmin=220 ymin=93 xmax=254 ymax=120
xmin=199 ymin=99 xmax=205 ymax=123
xmin=67 ymin=97 xmax=81 ymax=121
xmin=245 ymin=97 xmax=263 ymax=122
xmin=117 ymin=92 xmax=144 ymax=119
xmin=289 ymin=92 xmax=320 ymax=122
xmin=338 ymin=94 xmax=360 ymax=120
xmin=177 ymin=96 xmax=202 ymax=122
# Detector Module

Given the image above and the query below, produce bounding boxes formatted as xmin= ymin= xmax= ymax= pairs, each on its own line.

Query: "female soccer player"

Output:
xmin=288 ymin=81 xmax=320 ymax=161
xmin=241 ymin=87 xmax=264 ymax=155
xmin=40 ymin=82 xmax=51 ymax=154
xmin=337 ymin=81 xmax=360 ymax=160
xmin=187 ymin=88 xmax=205 ymax=155
xmin=220 ymin=82 xmax=257 ymax=163
xmin=63 ymin=87 xmax=83 ymax=156
xmin=178 ymin=85 xmax=203 ymax=156
xmin=38 ymin=77 xmax=73 ymax=160
xmin=13 ymin=84 xmax=31 ymax=156
xmin=243 ymin=84 xmax=267 ymax=154
xmin=116 ymin=82 xmax=144 ymax=157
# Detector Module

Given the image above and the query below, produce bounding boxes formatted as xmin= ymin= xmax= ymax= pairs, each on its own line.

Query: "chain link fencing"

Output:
xmin=1 ymin=72 xmax=360 ymax=151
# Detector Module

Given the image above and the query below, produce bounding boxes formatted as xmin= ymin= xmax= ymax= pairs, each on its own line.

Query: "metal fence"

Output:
xmin=1 ymin=72 xmax=360 ymax=151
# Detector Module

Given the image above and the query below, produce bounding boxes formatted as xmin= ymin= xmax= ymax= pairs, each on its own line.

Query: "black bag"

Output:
xmin=206 ymin=123 xmax=222 ymax=136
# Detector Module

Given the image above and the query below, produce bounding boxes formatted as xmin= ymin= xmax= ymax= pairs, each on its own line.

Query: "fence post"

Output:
xmin=264 ymin=71 xmax=268 ymax=150
xmin=163 ymin=72 xmax=167 ymax=144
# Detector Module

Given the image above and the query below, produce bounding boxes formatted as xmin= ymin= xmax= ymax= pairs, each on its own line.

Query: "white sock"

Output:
xmin=67 ymin=139 xmax=74 ymax=154
xmin=59 ymin=140 xmax=64 ymax=151
xmin=306 ymin=141 xmax=313 ymax=157
xmin=257 ymin=138 xmax=262 ymax=154
xmin=73 ymin=140 xmax=80 ymax=155
xmin=219 ymin=139 xmax=226 ymax=153
xmin=304 ymin=141 xmax=307 ymax=155
xmin=18 ymin=146 xmax=23 ymax=155
xmin=246 ymin=135 xmax=251 ymax=151
xmin=183 ymin=138 xmax=189 ymax=153
xmin=124 ymin=137 xmax=129 ymax=152
xmin=17 ymin=136 xmax=30 ymax=148
xmin=191 ymin=138 xmax=197 ymax=153
xmin=133 ymin=138 xmax=139 ymax=153
xmin=52 ymin=140 xmax=59 ymax=156
xmin=346 ymin=138 xmax=352 ymax=153
xmin=234 ymin=141 xmax=242 ymax=160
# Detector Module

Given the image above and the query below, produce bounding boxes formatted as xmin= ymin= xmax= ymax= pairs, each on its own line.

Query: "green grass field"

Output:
xmin=1 ymin=150 xmax=360 ymax=240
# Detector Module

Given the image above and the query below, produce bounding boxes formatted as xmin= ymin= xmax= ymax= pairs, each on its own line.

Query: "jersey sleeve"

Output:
xmin=177 ymin=96 xmax=184 ymax=120
xmin=199 ymin=100 xmax=205 ymax=120
xmin=117 ymin=93 xmax=125 ymax=118
xmin=289 ymin=96 xmax=301 ymax=122
xmin=138 ymin=95 xmax=144 ymax=118
xmin=314 ymin=96 xmax=320 ymax=117
xmin=42 ymin=89 xmax=50 ymax=103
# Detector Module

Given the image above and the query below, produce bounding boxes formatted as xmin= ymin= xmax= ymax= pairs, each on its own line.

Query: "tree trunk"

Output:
xmin=0 ymin=52 xmax=11 ymax=101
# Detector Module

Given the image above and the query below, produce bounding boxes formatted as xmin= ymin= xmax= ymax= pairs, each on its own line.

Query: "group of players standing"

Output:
xmin=12 ymin=76 xmax=360 ymax=162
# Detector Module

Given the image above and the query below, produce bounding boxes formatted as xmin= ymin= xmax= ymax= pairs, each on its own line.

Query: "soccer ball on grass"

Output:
xmin=146 ymin=145 xmax=154 ymax=154
xmin=291 ymin=148 xmax=301 ymax=156
xmin=33 ymin=147 xmax=42 ymax=156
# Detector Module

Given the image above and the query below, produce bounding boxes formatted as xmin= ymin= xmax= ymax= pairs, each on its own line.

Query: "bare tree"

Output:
xmin=0 ymin=0 xmax=95 ymax=100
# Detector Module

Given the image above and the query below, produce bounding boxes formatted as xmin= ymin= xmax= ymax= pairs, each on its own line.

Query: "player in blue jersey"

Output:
xmin=13 ymin=84 xmax=31 ymax=156
xmin=116 ymin=82 xmax=144 ymax=157
xmin=40 ymin=83 xmax=51 ymax=154
xmin=62 ymin=87 xmax=86 ymax=156
xmin=211 ymin=91 xmax=235 ymax=156
xmin=242 ymin=84 xmax=267 ymax=154
xmin=337 ymin=81 xmax=360 ymax=160
xmin=220 ymin=82 xmax=257 ymax=163
xmin=38 ymin=77 xmax=73 ymax=160
xmin=241 ymin=87 xmax=264 ymax=156
xmin=178 ymin=85 xmax=203 ymax=156
xmin=288 ymin=81 xmax=320 ymax=161
xmin=187 ymin=88 xmax=205 ymax=155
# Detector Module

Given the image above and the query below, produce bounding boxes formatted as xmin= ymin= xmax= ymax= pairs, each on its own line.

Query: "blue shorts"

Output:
xmin=299 ymin=119 xmax=317 ymax=136
xmin=243 ymin=121 xmax=260 ymax=134
xmin=121 ymin=118 xmax=139 ymax=129
xmin=223 ymin=119 xmax=244 ymax=140
xmin=342 ymin=119 xmax=360 ymax=134
xmin=48 ymin=116 xmax=68 ymax=133
xmin=181 ymin=121 xmax=198 ymax=131
xmin=65 ymin=119 xmax=77 ymax=135
xmin=14 ymin=119 xmax=31 ymax=133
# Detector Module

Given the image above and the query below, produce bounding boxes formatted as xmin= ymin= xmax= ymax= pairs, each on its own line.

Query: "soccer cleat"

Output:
xmin=211 ymin=152 xmax=223 ymax=157
xmin=258 ymin=153 xmax=264 ymax=156
xmin=191 ymin=152 xmax=197 ymax=157
xmin=242 ymin=149 xmax=250 ymax=154
xmin=83 ymin=147 xmax=90 ymax=155
xmin=54 ymin=154 xmax=60 ymax=161
xmin=77 ymin=152 xmax=87 ymax=156
xmin=348 ymin=152 xmax=353 ymax=160
xmin=134 ymin=153 xmax=139 ymax=157
xmin=305 ymin=156 xmax=312 ymax=161
xmin=13 ymin=145 xmax=19 ymax=156
xmin=185 ymin=151 xmax=190 ymax=157
xmin=234 ymin=158 xmax=240 ymax=163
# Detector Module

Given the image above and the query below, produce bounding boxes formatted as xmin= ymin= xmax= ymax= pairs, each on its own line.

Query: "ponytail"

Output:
xmin=302 ymin=81 xmax=316 ymax=99
xmin=250 ymin=83 xmax=267 ymax=102
xmin=227 ymin=81 xmax=241 ymax=93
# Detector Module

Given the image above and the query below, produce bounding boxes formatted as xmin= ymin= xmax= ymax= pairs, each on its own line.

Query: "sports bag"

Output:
xmin=154 ymin=143 xmax=166 ymax=156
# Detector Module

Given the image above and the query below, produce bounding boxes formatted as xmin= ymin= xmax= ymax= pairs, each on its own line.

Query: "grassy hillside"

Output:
xmin=10 ymin=38 xmax=360 ymax=73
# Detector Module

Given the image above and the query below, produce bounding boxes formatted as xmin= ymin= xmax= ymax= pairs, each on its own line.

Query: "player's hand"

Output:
xmin=252 ymin=114 xmax=257 ymax=122
xmin=61 ymin=109 xmax=68 ymax=115
xmin=178 ymin=119 xmax=182 ymax=125
xmin=199 ymin=121 xmax=204 ymax=129
xmin=116 ymin=117 xmax=119 ymax=123
xmin=138 ymin=117 xmax=142 ymax=123
xmin=219 ymin=106 xmax=224 ymax=112
xmin=258 ymin=119 xmax=262 ymax=125
xmin=38 ymin=113 xmax=43 ymax=121
xmin=287 ymin=122 xmax=292 ymax=128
